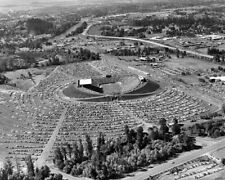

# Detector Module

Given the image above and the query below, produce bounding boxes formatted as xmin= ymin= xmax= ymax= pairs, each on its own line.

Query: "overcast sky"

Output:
xmin=0 ymin=0 xmax=62 ymax=5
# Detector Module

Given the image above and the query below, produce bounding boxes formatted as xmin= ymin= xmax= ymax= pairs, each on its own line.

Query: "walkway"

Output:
xmin=35 ymin=108 xmax=67 ymax=168
xmin=118 ymin=104 xmax=154 ymax=132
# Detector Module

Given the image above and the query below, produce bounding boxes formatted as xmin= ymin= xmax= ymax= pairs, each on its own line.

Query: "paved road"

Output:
xmin=83 ymin=23 xmax=214 ymax=60
xmin=50 ymin=166 xmax=91 ymax=180
xmin=47 ymin=136 xmax=225 ymax=180
xmin=35 ymin=109 xmax=67 ymax=168
xmin=122 ymin=134 xmax=225 ymax=180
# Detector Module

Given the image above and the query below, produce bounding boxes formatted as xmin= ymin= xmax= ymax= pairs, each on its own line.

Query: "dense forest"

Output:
xmin=53 ymin=118 xmax=196 ymax=180
xmin=26 ymin=16 xmax=81 ymax=36
xmin=26 ymin=18 xmax=54 ymax=35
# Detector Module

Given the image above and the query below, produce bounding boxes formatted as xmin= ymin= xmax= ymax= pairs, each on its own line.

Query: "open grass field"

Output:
xmin=87 ymin=24 xmax=102 ymax=36
xmin=63 ymin=84 xmax=101 ymax=98
xmin=164 ymin=55 xmax=223 ymax=71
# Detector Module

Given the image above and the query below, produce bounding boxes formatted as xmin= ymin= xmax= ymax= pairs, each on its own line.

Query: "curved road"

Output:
xmin=83 ymin=23 xmax=214 ymax=60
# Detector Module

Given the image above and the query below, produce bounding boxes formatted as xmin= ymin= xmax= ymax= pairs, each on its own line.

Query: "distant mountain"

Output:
xmin=0 ymin=0 xmax=221 ymax=13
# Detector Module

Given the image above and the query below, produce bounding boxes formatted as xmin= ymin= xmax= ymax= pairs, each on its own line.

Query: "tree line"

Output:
xmin=208 ymin=48 xmax=225 ymax=63
xmin=53 ymin=118 xmax=196 ymax=180
xmin=66 ymin=22 xmax=87 ymax=37
xmin=109 ymin=46 xmax=160 ymax=57
xmin=26 ymin=17 xmax=81 ymax=37
xmin=130 ymin=16 xmax=225 ymax=36
xmin=100 ymin=26 xmax=146 ymax=38
xmin=184 ymin=119 xmax=225 ymax=138
xmin=0 ymin=48 xmax=100 ymax=73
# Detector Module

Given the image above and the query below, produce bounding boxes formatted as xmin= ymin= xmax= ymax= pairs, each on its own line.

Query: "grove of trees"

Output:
xmin=185 ymin=119 xmax=225 ymax=138
xmin=109 ymin=46 xmax=160 ymax=57
xmin=53 ymin=119 xmax=196 ymax=180
xmin=208 ymin=48 xmax=225 ymax=63
xmin=26 ymin=18 xmax=54 ymax=35
xmin=0 ymin=155 xmax=63 ymax=180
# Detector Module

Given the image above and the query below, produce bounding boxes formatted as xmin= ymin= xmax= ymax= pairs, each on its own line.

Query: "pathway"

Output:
xmin=118 ymin=104 xmax=154 ymax=132
xmin=35 ymin=108 xmax=67 ymax=168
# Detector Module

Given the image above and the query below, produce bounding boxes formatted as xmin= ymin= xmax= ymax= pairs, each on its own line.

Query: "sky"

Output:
xmin=0 ymin=0 xmax=82 ymax=13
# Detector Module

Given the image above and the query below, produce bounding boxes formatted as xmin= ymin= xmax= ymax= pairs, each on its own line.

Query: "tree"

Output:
xmin=60 ymin=146 xmax=67 ymax=161
xmin=53 ymin=174 xmax=63 ymax=180
xmin=152 ymin=126 xmax=159 ymax=140
xmin=221 ymin=158 xmax=225 ymax=165
xmin=66 ymin=143 xmax=72 ymax=159
xmin=26 ymin=155 xmax=35 ymax=177
xmin=41 ymin=165 xmax=50 ymax=179
xmin=172 ymin=118 xmax=181 ymax=136
xmin=71 ymin=142 xmax=79 ymax=163
xmin=136 ymin=126 xmax=144 ymax=149
xmin=53 ymin=147 xmax=64 ymax=170
xmin=159 ymin=118 xmax=169 ymax=139
xmin=4 ymin=159 xmax=13 ymax=177
xmin=176 ymin=49 xmax=180 ymax=58
xmin=179 ymin=132 xmax=196 ymax=150
xmin=77 ymin=139 xmax=84 ymax=162
xmin=97 ymin=132 xmax=105 ymax=152
xmin=84 ymin=134 xmax=93 ymax=159
xmin=147 ymin=127 xmax=155 ymax=141
xmin=222 ymin=103 xmax=225 ymax=114
xmin=0 ymin=74 xmax=8 ymax=84
xmin=124 ymin=125 xmax=131 ymax=143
